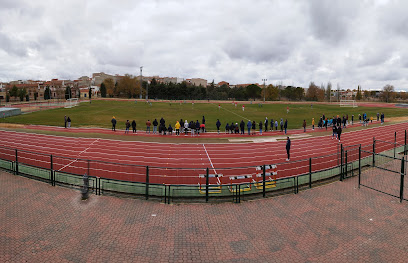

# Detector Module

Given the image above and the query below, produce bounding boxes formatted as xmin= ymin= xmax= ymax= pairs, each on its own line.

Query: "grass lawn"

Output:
xmin=3 ymin=100 xmax=407 ymax=131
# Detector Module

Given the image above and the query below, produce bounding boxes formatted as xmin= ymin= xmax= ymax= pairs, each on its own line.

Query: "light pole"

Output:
xmin=140 ymin=66 xmax=143 ymax=100
xmin=262 ymin=79 xmax=267 ymax=102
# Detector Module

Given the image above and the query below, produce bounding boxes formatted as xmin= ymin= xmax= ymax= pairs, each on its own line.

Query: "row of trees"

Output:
xmin=100 ymin=77 xmax=309 ymax=101
xmin=8 ymin=86 xmax=29 ymax=101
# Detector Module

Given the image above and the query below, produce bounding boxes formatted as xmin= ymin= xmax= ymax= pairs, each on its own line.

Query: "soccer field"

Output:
xmin=3 ymin=100 xmax=407 ymax=131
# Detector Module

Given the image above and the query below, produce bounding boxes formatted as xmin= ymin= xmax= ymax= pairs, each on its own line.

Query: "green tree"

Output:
xmin=34 ymin=92 xmax=38 ymax=101
xmin=18 ymin=88 xmax=27 ymax=101
xmin=9 ymin=85 xmax=18 ymax=100
xmin=265 ymin=84 xmax=280 ymax=101
xmin=65 ymin=86 xmax=72 ymax=100
xmin=246 ymin=84 xmax=262 ymax=99
xmin=103 ymin=78 xmax=115 ymax=97
xmin=26 ymin=94 xmax=29 ymax=101
xmin=100 ymin=82 xmax=106 ymax=98
xmin=326 ymin=82 xmax=332 ymax=101
xmin=356 ymin=85 xmax=362 ymax=100
xmin=6 ymin=94 xmax=10 ymax=102
xmin=44 ymin=87 xmax=50 ymax=100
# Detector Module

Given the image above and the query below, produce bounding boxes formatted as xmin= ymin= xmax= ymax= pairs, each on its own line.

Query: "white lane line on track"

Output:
xmin=58 ymin=138 xmax=100 ymax=171
xmin=202 ymin=144 xmax=222 ymax=184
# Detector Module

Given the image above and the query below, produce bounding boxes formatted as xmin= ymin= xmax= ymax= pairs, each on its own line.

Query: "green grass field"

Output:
xmin=3 ymin=100 xmax=407 ymax=131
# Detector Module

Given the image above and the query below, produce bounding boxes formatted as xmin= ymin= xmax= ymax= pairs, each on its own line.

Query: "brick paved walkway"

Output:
xmin=1 ymin=171 xmax=408 ymax=263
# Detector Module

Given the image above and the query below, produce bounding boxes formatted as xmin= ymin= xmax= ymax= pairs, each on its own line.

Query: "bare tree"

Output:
xmin=381 ymin=84 xmax=395 ymax=103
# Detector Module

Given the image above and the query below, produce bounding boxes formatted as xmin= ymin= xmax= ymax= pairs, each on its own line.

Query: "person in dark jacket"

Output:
xmin=240 ymin=120 xmax=245 ymax=134
xmin=131 ymin=120 xmax=136 ymax=133
xmin=280 ymin=118 xmax=283 ymax=132
xmin=216 ymin=119 xmax=221 ymax=134
xmin=230 ymin=122 xmax=234 ymax=134
xmin=153 ymin=119 xmax=158 ymax=134
xmin=67 ymin=116 xmax=71 ymax=128
xmin=332 ymin=124 xmax=337 ymax=139
xmin=195 ymin=120 xmax=200 ymax=135
xmin=202 ymin=116 xmax=206 ymax=125
xmin=191 ymin=121 xmax=196 ymax=136
xmin=286 ymin=137 xmax=291 ymax=161
xmin=259 ymin=121 xmax=263 ymax=135
xmin=284 ymin=119 xmax=288 ymax=134
xmin=111 ymin=117 xmax=117 ymax=131
xmin=168 ymin=124 xmax=173 ymax=135
xmin=264 ymin=117 xmax=268 ymax=132
xmin=225 ymin=123 xmax=230 ymax=134
xmin=337 ymin=125 xmax=342 ymax=142
xmin=252 ymin=120 xmax=256 ymax=135
xmin=64 ymin=115 xmax=67 ymax=128
xmin=302 ymin=119 xmax=306 ymax=132
xmin=270 ymin=119 xmax=274 ymax=131
xmin=234 ymin=123 xmax=239 ymax=134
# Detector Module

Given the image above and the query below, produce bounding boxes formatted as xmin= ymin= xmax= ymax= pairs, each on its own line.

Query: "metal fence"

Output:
xmin=1 ymin=133 xmax=407 ymax=203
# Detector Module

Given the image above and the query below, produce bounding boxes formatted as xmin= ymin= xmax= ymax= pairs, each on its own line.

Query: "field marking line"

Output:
xmin=214 ymin=103 xmax=250 ymax=121
xmin=202 ymin=144 xmax=221 ymax=184
xmin=58 ymin=138 xmax=100 ymax=171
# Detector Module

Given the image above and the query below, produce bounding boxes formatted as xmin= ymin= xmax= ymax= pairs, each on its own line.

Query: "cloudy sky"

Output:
xmin=1 ymin=0 xmax=407 ymax=90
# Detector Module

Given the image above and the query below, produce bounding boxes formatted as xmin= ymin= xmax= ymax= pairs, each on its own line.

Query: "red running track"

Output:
xmin=0 ymin=122 xmax=407 ymax=185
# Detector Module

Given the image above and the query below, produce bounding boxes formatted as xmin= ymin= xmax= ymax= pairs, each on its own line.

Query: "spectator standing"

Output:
xmin=153 ymin=119 xmax=158 ymax=134
xmin=381 ymin=113 xmax=384 ymax=124
xmin=377 ymin=113 xmax=380 ymax=121
xmin=271 ymin=119 xmax=274 ymax=131
xmin=131 ymin=120 xmax=137 ymax=133
xmin=225 ymin=123 xmax=230 ymax=134
xmin=259 ymin=121 xmax=263 ymax=135
xmin=252 ymin=120 xmax=256 ymax=135
xmin=216 ymin=119 xmax=221 ymax=134
xmin=284 ymin=119 xmax=288 ymax=134
xmin=195 ymin=120 xmax=200 ymax=135
xmin=168 ymin=124 xmax=173 ymax=135
xmin=64 ymin=115 xmax=67 ymax=128
xmin=184 ymin=120 xmax=189 ymax=135
xmin=332 ymin=124 xmax=337 ymax=139
xmin=303 ymin=119 xmax=306 ymax=132
xmin=240 ymin=120 xmax=245 ymax=135
xmin=111 ymin=117 xmax=117 ymax=131
xmin=247 ymin=120 xmax=252 ymax=135
xmin=125 ymin=120 xmax=130 ymax=134
xmin=359 ymin=114 xmax=361 ymax=124
xmin=146 ymin=119 xmax=151 ymax=133
xmin=351 ymin=115 xmax=354 ymax=125
xmin=275 ymin=120 xmax=278 ymax=131
xmin=264 ymin=117 xmax=268 ymax=132
xmin=286 ymin=137 xmax=291 ymax=161
xmin=67 ymin=116 xmax=71 ymax=128
xmin=280 ymin=118 xmax=283 ymax=132
xmin=312 ymin=118 xmax=315 ymax=130
xmin=175 ymin=121 xmax=180 ymax=136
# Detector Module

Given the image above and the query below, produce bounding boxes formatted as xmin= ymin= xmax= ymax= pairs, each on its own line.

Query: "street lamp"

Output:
xmin=140 ymin=66 xmax=143 ymax=100
xmin=262 ymin=79 xmax=267 ymax=102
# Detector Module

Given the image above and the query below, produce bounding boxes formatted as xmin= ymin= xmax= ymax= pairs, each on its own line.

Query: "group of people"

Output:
xmin=218 ymin=118 xmax=289 ymax=135
xmin=143 ymin=116 xmax=207 ymax=136
xmin=64 ymin=115 xmax=71 ymax=128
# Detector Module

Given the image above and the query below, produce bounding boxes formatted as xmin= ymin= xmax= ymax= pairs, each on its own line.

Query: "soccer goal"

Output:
xmin=340 ymin=100 xmax=358 ymax=108
xmin=65 ymin=98 xmax=79 ymax=108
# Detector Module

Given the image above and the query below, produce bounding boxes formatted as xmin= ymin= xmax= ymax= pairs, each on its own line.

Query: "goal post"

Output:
xmin=65 ymin=98 xmax=79 ymax=108
xmin=340 ymin=100 xmax=358 ymax=108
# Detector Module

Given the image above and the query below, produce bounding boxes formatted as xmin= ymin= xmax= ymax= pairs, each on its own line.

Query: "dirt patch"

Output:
xmin=0 ymin=123 xmax=25 ymax=129
xmin=388 ymin=116 xmax=408 ymax=122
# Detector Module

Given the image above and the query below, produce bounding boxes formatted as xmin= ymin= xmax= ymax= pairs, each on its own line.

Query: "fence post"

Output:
xmin=309 ymin=158 xmax=312 ymax=188
xmin=238 ymin=184 xmax=241 ymax=203
xmin=345 ymin=151 xmax=348 ymax=178
xmin=358 ymin=146 xmax=361 ymax=189
xmin=205 ymin=167 xmax=209 ymax=202
xmin=87 ymin=159 xmax=90 ymax=176
xmin=167 ymin=185 xmax=171 ymax=204
xmin=145 ymin=166 xmax=149 ymax=200
xmin=340 ymin=145 xmax=343 ymax=181
xmin=262 ymin=165 xmax=266 ymax=197
xmin=373 ymin=137 xmax=376 ymax=167
xmin=50 ymin=154 xmax=54 ymax=186
xmin=394 ymin=131 xmax=397 ymax=158
xmin=15 ymin=149 xmax=18 ymax=175
xmin=400 ymin=157 xmax=405 ymax=203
